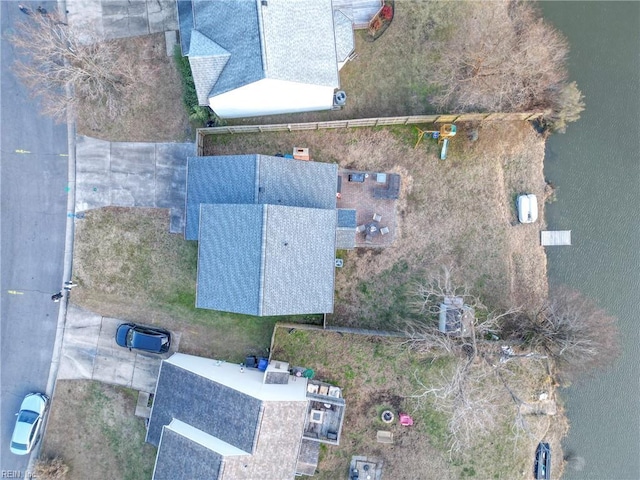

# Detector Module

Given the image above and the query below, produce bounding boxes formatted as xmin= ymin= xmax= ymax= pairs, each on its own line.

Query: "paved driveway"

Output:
xmin=57 ymin=304 xmax=180 ymax=392
xmin=67 ymin=0 xmax=178 ymax=41
xmin=75 ymin=135 xmax=194 ymax=233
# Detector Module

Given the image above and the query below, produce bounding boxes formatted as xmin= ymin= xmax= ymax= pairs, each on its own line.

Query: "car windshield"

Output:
xmin=131 ymin=330 xmax=163 ymax=350
xmin=18 ymin=410 xmax=38 ymax=424
xmin=10 ymin=441 xmax=27 ymax=451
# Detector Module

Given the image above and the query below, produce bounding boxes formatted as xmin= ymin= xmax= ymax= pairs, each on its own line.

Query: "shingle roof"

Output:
xmin=336 ymin=208 xmax=357 ymax=249
xmin=259 ymin=0 xmax=339 ymax=87
xmin=255 ymin=154 xmax=338 ymax=209
xmin=179 ymin=0 xmax=344 ymax=103
xmin=295 ymin=438 xmax=321 ymax=476
xmin=185 ymin=154 xmax=338 ymax=240
xmin=185 ymin=155 xmax=257 ymax=240
xmin=153 ymin=427 xmax=223 ymax=480
xmin=196 ymin=204 xmax=265 ymax=315
xmin=261 ymin=205 xmax=336 ymax=316
xmin=147 ymin=362 xmax=262 ymax=453
xmin=193 ymin=0 xmax=265 ymax=97
xmin=177 ymin=0 xmax=194 ymax=55
xmin=197 ymin=204 xmax=336 ymax=316
xmin=188 ymin=30 xmax=231 ymax=106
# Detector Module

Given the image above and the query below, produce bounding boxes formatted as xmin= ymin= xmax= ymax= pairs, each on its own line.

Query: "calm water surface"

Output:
xmin=540 ymin=2 xmax=640 ymax=479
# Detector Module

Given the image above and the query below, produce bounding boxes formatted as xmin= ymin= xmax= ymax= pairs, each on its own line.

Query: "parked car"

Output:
xmin=10 ymin=392 xmax=49 ymax=455
xmin=517 ymin=194 xmax=538 ymax=223
xmin=115 ymin=323 xmax=171 ymax=354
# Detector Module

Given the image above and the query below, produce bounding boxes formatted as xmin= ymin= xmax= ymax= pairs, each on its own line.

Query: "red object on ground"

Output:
xmin=399 ymin=413 xmax=414 ymax=426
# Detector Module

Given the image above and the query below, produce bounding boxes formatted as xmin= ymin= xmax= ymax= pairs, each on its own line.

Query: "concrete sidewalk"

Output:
xmin=57 ymin=304 xmax=180 ymax=392
xmin=75 ymin=135 xmax=194 ymax=233
xmin=66 ymin=0 xmax=178 ymax=41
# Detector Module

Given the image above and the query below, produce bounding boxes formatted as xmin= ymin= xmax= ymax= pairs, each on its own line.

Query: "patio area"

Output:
xmin=337 ymin=170 xmax=400 ymax=248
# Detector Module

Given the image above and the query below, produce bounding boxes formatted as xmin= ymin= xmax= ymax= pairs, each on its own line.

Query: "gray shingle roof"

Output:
xmin=336 ymin=208 xmax=357 ymax=250
xmin=259 ymin=0 xmax=339 ymax=87
xmin=179 ymin=0 xmax=345 ymax=103
xmin=261 ymin=205 xmax=336 ymax=316
xmin=196 ymin=204 xmax=265 ymax=315
xmin=337 ymin=208 xmax=356 ymax=228
xmin=177 ymin=0 xmax=193 ymax=55
xmin=295 ymin=438 xmax=321 ymax=476
xmin=193 ymin=0 xmax=265 ymax=97
xmin=197 ymin=204 xmax=336 ymax=316
xmin=256 ymin=154 xmax=338 ymax=209
xmin=185 ymin=154 xmax=337 ymax=240
xmin=185 ymin=155 xmax=257 ymax=240
xmin=188 ymin=30 xmax=231 ymax=106
xmin=153 ymin=428 xmax=223 ymax=480
xmin=147 ymin=362 xmax=262 ymax=453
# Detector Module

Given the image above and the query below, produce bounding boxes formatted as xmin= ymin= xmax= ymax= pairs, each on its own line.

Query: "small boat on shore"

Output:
xmin=534 ymin=442 xmax=551 ymax=480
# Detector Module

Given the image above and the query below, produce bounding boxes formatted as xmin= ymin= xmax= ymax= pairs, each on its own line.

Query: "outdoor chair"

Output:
xmin=380 ymin=226 xmax=389 ymax=235
xmin=356 ymin=225 xmax=366 ymax=233
xmin=373 ymin=213 xmax=382 ymax=222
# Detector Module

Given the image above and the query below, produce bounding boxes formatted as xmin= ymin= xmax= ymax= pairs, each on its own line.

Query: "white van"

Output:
xmin=517 ymin=194 xmax=538 ymax=223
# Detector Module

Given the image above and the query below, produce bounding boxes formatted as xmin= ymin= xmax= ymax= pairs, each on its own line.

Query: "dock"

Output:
xmin=541 ymin=230 xmax=571 ymax=246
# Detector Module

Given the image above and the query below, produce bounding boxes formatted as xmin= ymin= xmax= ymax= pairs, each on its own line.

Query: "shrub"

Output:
xmin=545 ymin=81 xmax=586 ymax=133
xmin=381 ymin=5 xmax=393 ymax=20
xmin=173 ymin=46 xmax=224 ymax=127
xmin=33 ymin=457 xmax=70 ymax=480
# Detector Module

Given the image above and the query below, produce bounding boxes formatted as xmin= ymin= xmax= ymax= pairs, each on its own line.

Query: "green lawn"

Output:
xmin=271 ymin=325 xmax=559 ymax=480
xmin=71 ymin=207 xmax=321 ymax=361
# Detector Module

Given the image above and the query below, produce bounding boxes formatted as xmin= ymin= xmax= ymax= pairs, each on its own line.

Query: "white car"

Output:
xmin=517 ymin=194 xmax=538 ymax=223
xmin=10 ymin=392 xmax=49 ymax=455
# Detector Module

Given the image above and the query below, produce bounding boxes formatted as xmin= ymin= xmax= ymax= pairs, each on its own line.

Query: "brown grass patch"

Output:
xmin=76 ymin=34 xmax=191 ymax=143
xmin=204 ymin=120 xmax=548 ymax=329
xmin=271 ymin=326 xmax=566 ymax=479
xmin=41 ymin=380 xmax=155 ymax=480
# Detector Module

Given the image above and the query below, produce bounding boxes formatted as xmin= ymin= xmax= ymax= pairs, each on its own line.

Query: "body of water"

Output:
xmin=540 ymin=2 xmax=640 ymax=479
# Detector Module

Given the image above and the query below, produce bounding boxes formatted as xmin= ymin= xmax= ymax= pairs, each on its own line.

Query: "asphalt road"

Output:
xmin=0 ymin=1 xmax=68 ymax=472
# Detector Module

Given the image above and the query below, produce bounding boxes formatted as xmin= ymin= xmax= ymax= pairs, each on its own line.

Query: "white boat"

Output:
xmin=517 ymin=194 xmax=538 ymax=223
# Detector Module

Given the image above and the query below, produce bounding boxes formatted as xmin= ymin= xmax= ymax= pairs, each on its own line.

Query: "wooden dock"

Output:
xmin=541 ymin=230 xmax=571 ymax=246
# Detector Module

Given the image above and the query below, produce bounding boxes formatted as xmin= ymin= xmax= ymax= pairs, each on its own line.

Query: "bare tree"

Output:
xmin=405 ymin=266 xmax=517 ymax=357
xmin=409 ymin=358 xmax=511 ymax=454
xmin=503 ymin=287 xmax=620 ymax=381
xmin=426 ymin=0 xmax=573 ymax=115
xmin=10 ymin=12 xmax=137 ymax=121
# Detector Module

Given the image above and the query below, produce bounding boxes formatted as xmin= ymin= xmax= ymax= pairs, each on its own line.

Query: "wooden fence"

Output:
xmin=197 ymin=111 xmax=544 ymax=155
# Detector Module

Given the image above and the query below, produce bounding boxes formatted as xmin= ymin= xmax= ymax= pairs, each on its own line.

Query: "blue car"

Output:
xmin=115 ymin=323 xmax=171 ymax=354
